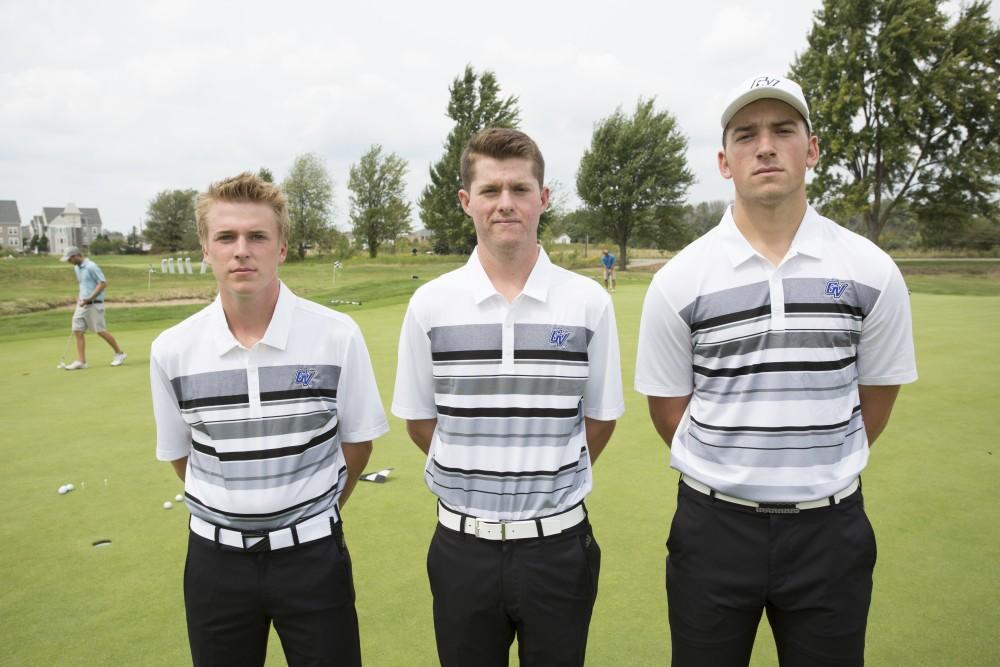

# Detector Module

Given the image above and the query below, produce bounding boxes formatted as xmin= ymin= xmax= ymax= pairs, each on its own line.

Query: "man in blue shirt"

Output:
xmin=61 ymin=246 xmax=126 ymax=370
xmin=600 ymin=249 xmax=616 ymax=292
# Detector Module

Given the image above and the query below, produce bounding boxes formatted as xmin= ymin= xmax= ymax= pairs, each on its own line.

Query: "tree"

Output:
xmin=37 ymin=234 xmax=49 ymax=253
xmin=418 ymin=65 xmax=521 ymax=254
xmin=576 ymin=98 xmax=695 ymax=269
xmin=257 ymin=167 xmax=274 ymax=183
xmin=791 ymin=0 xmax=1000 ymax=246
xmin=89 ymin=233 xmax=120 ymax=255
xmin=682 ymin=200 xmax=730 ymax=240
xmin=348 ymin=144 xmax=412 ymax=258
xmin=283 ymin=153 xmax=336 ymax=260
xmin=144 ymin=189 xmax=197 ymax=252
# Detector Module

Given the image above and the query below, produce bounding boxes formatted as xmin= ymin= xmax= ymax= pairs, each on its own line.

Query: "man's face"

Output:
xmin=718 ymin=98 xmax=819 ymax=206
xmin=458 ymin=156 xmax=549 ymax=257
xmin=68 ymin=254 xmax=83 ymax=266
xmin=201 ymin=201 xmax=287 ymax=300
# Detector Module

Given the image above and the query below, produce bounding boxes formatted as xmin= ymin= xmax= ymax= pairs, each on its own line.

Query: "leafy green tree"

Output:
xmin=89 ymin=233 xmax=120 ymax=255
xmin=28 ymin=234 xmax=38 ymax=252
xmin=682 ymin=200 xmax=730 ymax=240
xmin=348 ymin=144 xmax=412 ymax=258
xmin=283 ymin=153 xmax=336 ymax=260
xmin=576 ymin=98 xmax=695 ymax=269
xmin=124 ymin=226 xmax=145 ymax=254
xmin=418 ymin=65 xmax=520 ymax=254
xmin=257 ymin=167 xmax=274 ymax=183
xmin=791 ymin=0 xmax=1000 ymax=246
xmin=144 ymin=189 xmax=198 ymax=252
xmin=37 ymin=234 xmax=49 ymax=253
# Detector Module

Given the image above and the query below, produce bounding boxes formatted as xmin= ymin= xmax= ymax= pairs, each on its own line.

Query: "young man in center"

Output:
xmin=392 ymin=128 xmax=624 ymax=666
xmin=150 ymin=172 xmax=388 ymax=666
xmin=636 ymin=75 xmax=917 ymax=665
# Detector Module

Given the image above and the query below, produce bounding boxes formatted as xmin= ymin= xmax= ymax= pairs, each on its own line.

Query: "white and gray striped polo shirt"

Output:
xmin=151 ymin=282 xmax=388 ymax=532
xmin=636 ymin=206 xmax=917 ymax=502
xmin=392 ymin=247 xmax=624 ymax=522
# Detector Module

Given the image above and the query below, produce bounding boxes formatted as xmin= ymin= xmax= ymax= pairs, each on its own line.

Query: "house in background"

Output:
xmin=44 ymin=203 xmax=103 ymax=256
xmin=0 ymin=200 xmax=23 ymax=251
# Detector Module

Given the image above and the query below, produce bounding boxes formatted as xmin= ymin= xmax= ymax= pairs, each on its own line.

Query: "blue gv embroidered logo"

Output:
xmin=549 ymin=328 xmax=571 ymax=347
xmin=825 ymin=280 xmax=849 ymax=299
xmin=294 ymin=369 xmax=316 ymax=386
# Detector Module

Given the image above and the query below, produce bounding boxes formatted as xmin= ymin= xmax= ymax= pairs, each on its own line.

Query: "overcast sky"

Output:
xmin=2 ymin=1 xmax=995 ymax=234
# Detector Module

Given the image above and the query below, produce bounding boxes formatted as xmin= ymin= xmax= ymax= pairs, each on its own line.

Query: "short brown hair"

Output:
xmin=460 ymin=128 xmax=545 ymax=190
xmin=195 ymin=172 xmax=289 ymax=246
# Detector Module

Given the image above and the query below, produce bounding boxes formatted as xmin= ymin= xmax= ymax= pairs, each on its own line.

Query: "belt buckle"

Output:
xmin=474 ymin=519 xmax=507 ymax=540
xmin=756 ymin=503 xmax=799 ymax=515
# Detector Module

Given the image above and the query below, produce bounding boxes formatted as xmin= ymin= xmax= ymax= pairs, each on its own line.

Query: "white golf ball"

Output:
xmin=163 ymin=501 xmax=173 ymax=510
xmin=58 ymin=485 xmax=69 ymax=495
xmin=174 ymin=494 xmax=183 ymax=502
xmin=66 ymin=483 xmax=75 ymax=491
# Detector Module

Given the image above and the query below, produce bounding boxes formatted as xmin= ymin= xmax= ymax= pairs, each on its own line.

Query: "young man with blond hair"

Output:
xmin=150 ymin=172 xmax=388 ymax=666
xmin=393 ymin=128 xmax=624 ymax=666
xmin=636 ymin=75 xmax=917 ymax=665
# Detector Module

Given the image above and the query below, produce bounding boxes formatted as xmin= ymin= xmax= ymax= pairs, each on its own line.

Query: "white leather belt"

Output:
xmin=190 ymin=507 xmax=340 ymax=551
xmin=437 ymin=502 xmax=587 ymax=541
xmin=681 ymin=475 xmax=860 ymax=514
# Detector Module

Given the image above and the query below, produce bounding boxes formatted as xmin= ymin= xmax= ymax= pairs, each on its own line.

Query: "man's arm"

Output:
xmin=858 ymin=385 xmax=901 ymax=447
xmin=405 ymin=418 xmax=437 ymax=455
xmin=170 ymin=456 xmax=187 ymax=481
xmin=647 ymin=395 xmax=692 ymax=447
xmin=585 ymin=417 xmax=616 ymax=464
xmin=339 ymin=441 xmax=373 ymax=508
xmin=81 ymin=280 xmax=107 ymax=305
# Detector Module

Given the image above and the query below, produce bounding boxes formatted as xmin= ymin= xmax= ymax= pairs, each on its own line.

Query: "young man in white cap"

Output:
xmin=61 ymin=246 xmax=126 ymax=369
xmin=150 ymin=172 xmax=388 ymax=666
xmin=635 ymin=74 xmax=917 ymax=665
xmin=393 ymin=128 xmax=624 ymax=666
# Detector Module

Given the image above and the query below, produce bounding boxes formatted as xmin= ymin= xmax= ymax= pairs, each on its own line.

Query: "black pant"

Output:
xmin=427 ymin=519 xmax=601 ymax=667
xmin=666 ymin=481 xmax=876 ymax=666
xmin=184 ymin=524 xmax=360 ymax=667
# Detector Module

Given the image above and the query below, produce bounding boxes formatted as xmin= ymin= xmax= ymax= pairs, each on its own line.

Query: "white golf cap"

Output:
xmin=720 ymin=74 xmax=811 ymax=132
xmin=60 ymin=246 xmax=82 ymax=261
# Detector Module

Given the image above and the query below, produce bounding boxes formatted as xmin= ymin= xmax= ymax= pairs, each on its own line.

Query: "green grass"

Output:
xmin=1 ymin=256 xmax=998 ymax=665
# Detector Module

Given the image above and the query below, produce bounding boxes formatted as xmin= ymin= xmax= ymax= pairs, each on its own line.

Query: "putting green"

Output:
xmin=1 ymin=280 xmax=997 ymax=665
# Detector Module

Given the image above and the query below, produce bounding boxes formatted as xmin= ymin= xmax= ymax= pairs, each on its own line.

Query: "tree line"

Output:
xmin=142 ymin=0 xmax=999 ymax=259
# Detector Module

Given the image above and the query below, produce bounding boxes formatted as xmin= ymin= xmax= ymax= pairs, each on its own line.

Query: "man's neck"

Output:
xmin=477 ymin=242 xmax=539 ymax=303
xmin=219 ymin=281 xmax=281 ymax=348
xmin=731 ymin=195 xmax=808 ymax=267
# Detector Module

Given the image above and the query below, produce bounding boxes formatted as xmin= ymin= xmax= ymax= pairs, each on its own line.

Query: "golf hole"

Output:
xmin=92 ymin=539 xmax=112 ymax=548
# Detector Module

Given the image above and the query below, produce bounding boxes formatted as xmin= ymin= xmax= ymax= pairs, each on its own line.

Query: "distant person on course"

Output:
xmin=600 ymin=248 xmax=616 ymax=292
xmin=393 ymin=128 xmax=624 ymax=666
xmin=61 ymin=246 xmax=126 ymax=370
xmin=635 ymin=74 xmax=917 ymax=665
xmin=149 ymin=172 xmax=388 ymax=666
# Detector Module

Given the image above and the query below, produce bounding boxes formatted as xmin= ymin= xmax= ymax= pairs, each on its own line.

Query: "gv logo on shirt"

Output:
xmin=294 ymin=369 xmax=316 ymax=386
xmin=825 ymin=280 xmax=849 ymax=299
xmin=549 ymin=328 xmax=571 ymax=347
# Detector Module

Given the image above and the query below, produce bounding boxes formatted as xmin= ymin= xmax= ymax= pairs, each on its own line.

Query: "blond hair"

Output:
xmin=195 ymin=172 xmax=289 ymax=246
xmin=460 ymin=128 xmax=545 ymax=190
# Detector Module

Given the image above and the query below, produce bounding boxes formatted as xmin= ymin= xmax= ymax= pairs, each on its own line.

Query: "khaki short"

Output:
xmin=72 ymin=303 xmax=107 ymax=332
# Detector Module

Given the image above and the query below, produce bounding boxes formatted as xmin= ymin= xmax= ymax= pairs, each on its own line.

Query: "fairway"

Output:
xmin=1 ymin=259 xmax=998 ymax=665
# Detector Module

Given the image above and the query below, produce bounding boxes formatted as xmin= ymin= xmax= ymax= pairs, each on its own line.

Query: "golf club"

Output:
xmin=56 ymin=332 xmax=74 ymax=369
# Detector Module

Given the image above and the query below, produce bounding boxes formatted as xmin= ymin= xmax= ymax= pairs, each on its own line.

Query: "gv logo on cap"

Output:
xmin=751 ymin=76 xmax=780 ymax=89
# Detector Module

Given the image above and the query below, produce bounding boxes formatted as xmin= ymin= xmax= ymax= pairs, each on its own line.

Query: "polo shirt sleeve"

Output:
xmin=391 ymin=304 xmax=438 ymax=420
xmin=88 ymin=262 xmax=107 ymax=284
xmin=634 ymin=273 xmax=695 ymax=397
xmin=149 ymin=345 xmax=192 ymax=462
xmin=336 ymin=324 xmax=390 ymax=443
xmin=583 ymin=302 xmax=625 ymax=420
xmin=856 ymin=265 xmax=918 ymax=385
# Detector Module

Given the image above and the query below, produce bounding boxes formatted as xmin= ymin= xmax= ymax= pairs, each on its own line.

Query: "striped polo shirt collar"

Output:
xmin=719 ymin=205 xmax=825 ymax=268
xmin=466 ymin=245 xmax=553 ymax=304
xmin=209 ymin=281 xmax=294 ymax=355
